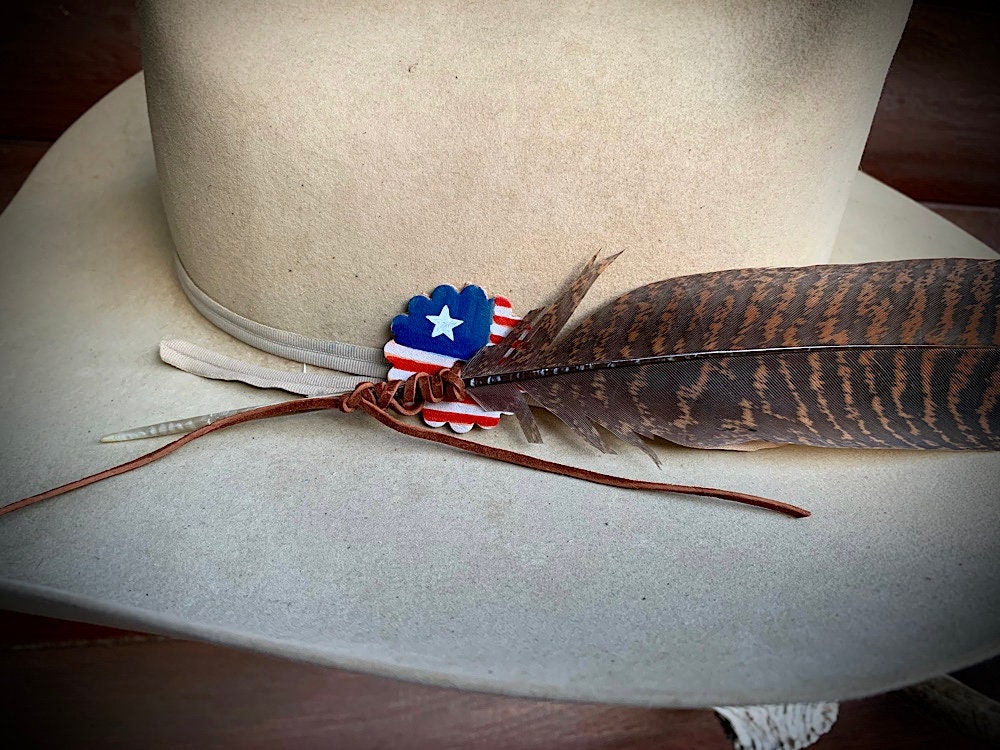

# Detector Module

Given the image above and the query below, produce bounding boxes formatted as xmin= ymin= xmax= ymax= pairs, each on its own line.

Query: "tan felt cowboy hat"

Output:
xmin=1 ymin=0 xmax=997 ymax=707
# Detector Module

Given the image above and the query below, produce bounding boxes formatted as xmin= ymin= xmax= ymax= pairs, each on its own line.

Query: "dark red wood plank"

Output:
xmin=0 ymin=608 xmax=155 ymax=649
xmin=860 ymin=2 xmax=1000 ymax=206
xmin=0 ymin=0 xmax=142 ymax=141
xmin=926 ymin=204 xmax=1000 ymax=252
xmin=2 ymin=637 xmax=992 ymax=750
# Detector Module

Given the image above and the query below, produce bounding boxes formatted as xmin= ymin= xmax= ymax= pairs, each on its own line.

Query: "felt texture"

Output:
xmin=139 ymin=0 xmax=912 ymax=345
xmin=0 ymin=76 xmax=998 ymax=707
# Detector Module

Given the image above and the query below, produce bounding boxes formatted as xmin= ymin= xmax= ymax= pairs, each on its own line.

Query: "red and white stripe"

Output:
xmin=384 ymin=300 xmax=521 ymax=433
xmin=490 ymin=296 xmax=518 ymax=344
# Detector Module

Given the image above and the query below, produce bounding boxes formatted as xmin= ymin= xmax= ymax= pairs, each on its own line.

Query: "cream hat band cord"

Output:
xmin=158 ymin=338 xmax=375 ymax=397
xmin=111 ymin=339 xmax=375 ymax=442
xmin=174 ymin=255 xmax=391 ymax=380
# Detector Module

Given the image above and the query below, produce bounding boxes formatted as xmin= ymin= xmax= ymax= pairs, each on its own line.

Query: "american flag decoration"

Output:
xmin=383 ymin=284 xmax=520 ymax=433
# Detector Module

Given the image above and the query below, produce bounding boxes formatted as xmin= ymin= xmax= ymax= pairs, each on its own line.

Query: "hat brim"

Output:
xmin=1 ymin=74 xmax=998 ymax=707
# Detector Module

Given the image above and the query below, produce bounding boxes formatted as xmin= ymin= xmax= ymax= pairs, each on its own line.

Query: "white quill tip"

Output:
xmin=100 ymin=406 xmax=259 ymax=442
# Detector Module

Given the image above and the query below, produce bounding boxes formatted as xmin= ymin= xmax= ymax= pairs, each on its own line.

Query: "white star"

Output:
xmin=426 ymin=304 xmax=464 ymax=340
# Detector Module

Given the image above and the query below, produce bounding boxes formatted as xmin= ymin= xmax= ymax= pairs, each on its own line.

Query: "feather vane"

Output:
xmin=462 ymin=256 xmax=1000 ymax=455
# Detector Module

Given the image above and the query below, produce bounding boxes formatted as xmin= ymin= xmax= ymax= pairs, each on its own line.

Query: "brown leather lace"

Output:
xmin=0 ymin=365 xmax=809 ymax=519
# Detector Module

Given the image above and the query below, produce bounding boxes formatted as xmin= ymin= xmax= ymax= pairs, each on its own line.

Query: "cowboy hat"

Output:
xmin=1 ymin=0 xmax=997 ymax=708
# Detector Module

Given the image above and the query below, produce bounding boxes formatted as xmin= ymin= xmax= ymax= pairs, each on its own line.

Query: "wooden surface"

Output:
xmin=1 ymin=611 xmax=995 ymax=750
xmin=0 ymin=1 xmax=998 ymax=747
xmin=860 ymin=1 xmax=1000 ymax=207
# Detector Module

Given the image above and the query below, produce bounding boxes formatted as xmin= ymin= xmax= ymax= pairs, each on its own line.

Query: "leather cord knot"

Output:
xmin=338 ymin=364 xmax=468 ymax=416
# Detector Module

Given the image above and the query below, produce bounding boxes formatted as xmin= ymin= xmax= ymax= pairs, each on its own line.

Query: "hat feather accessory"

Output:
xmin=3 ymin=254 xmax=997 ymax=520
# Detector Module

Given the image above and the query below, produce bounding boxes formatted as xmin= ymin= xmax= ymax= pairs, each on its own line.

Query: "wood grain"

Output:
xmin=0 ymin=1 xmax=141 ymax=141
xmin=925 ymin=204 xmax=1000 ymax=253
xmin=1 ymin=631 xmax=993 ymax=750
xmin=860 ymin=2 xmax=1000 ymax=206
xmin=0 ymin=608 xmax=152 ymax=649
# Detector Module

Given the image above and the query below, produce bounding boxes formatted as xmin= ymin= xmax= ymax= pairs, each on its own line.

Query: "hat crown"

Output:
xmin=140 ymin=0 xmax=912 ymax=349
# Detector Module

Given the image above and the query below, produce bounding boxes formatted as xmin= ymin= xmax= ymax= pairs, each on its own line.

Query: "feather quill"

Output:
xmin=462 ymin=255 xmax=1000 ymax=456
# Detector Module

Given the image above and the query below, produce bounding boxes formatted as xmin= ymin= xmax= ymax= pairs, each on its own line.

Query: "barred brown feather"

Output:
xmin=462 ymin=256 xmax=1000 ymax=453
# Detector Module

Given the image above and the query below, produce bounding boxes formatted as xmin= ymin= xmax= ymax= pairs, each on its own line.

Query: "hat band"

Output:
xmin=174 ymin=256 xmax=390 ymax=380
xmin=158 ymin=338 xmax=378 ymax=397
